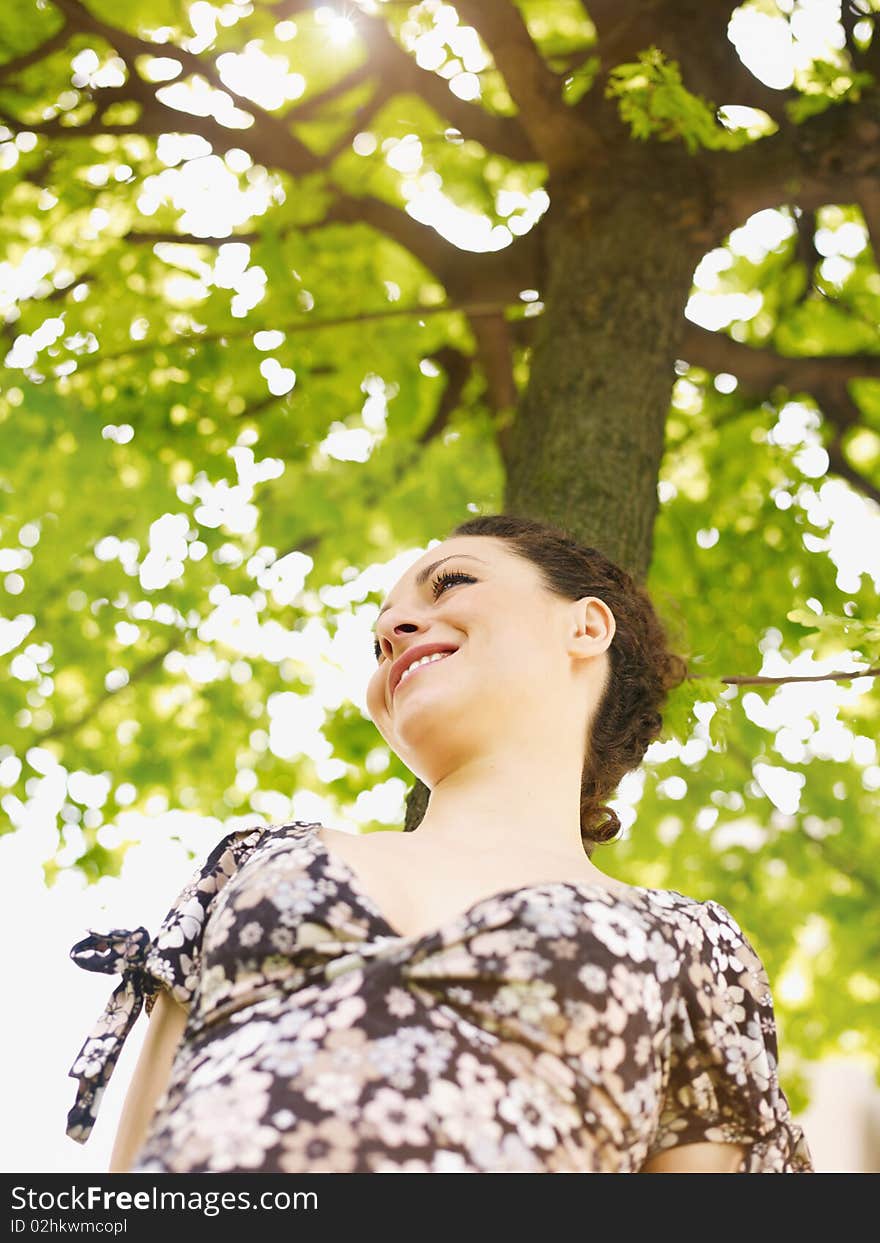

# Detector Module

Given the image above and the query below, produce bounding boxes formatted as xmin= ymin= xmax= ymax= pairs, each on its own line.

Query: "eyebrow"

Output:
xmin=376 ymin=555 xmax=487 ymax=622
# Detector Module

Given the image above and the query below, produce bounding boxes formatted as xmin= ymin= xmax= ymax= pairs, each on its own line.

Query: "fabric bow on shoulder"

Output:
xmin=66 ymin=926 xmax=160 ymax=1145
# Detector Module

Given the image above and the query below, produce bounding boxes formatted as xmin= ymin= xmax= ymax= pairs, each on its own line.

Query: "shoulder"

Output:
xmin=688 ymin=897 xmax=768 ymax=978
xmin=194 ymin=818 xmax=319 ymax=873
xmin=151 ymin=819 xmax=314 ymax=938
xmin=666 ymin=895 xmax=774 ymax=1020
xmin=638 ymin=887 xmax=758 ymax=947
xmin=628 ymin=889 xmax=770 ymax=986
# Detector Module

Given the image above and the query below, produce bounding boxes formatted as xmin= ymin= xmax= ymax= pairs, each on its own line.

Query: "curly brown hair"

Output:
xmin=430 ymin=513 xmax=689 ymax=858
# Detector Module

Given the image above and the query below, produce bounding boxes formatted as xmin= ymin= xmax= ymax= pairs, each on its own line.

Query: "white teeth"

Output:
xmin=397 ymin=650 xmax=453 ymax=688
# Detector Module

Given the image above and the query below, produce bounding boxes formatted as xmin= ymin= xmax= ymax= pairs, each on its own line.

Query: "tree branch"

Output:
xmin=318 ymin=190 xmax=544 ymax=303
xmin=794 ymin=206 xmax=820 ymax=286
xmin=8 ymin=0 xmax=550 ymax=186
xmin=467 ymin=310 xmax=517 ymax=413
xmin=826 ymin=432 xmax=880 ymax=506
xmin=588 ymin=0 xmax=666 ymax=68
xmin=38 ymin=631 xmax=184 ymax=742
xmin=680 ymin=321 xmax=880 ymax=390
xmin=415 ymin=344 xmax=472 ymax=445
xmin=125 ymin=230 xmax=259 ymax=246
xmin=841 ymin=0 xmax=880 ymax=79
xmin=290 ymin=6 xmax=539 ymax=165
xmin=680 ymin=13 xmax=796 ymax=125
xmin=587 ymin=0 xmax=786 ymax=118
xmin=854 ymin=174 xmax=880 ymax=262
xmin=692 ymin=665 xmax=880 ymax=687
xmin=51 ymin=298 xmax=521 ymax=375
xmin=285 ymin=59 xmax=373 ymax=122
xmin=50 ymin=0 xmax=317 ymax=164
xmin=230 ymin=389 xmax=303 ymax=422
xmin=0 ymin=21 xmax=71 ymax=81
xmin=680 ymin=321 xmax=880 ymax=503
xmin=705 ymin=86 xmax=880 ymax=233
xmin=267 ymin=0 xmax=537 ymax=161
xmin=316 ymin=77 xmax=397 ymax=168
xmin=0 ymin=105 xmax=284 ymax=165
xmin=450 ymin=0 xmax=603 ymax=172
xmin=722 ymin=735 xmax=880 ymax=901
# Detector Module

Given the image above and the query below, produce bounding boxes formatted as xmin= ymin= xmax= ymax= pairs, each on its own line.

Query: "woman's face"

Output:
xmin=365 ymin=535 xmax=614 ymax=788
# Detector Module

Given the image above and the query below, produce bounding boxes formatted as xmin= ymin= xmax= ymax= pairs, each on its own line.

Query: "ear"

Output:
xmin=569 ymin=596 xmax=615 ymax=660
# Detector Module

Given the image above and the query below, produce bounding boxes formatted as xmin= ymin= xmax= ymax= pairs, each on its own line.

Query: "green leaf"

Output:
xmin=786 ymin=608 xmax=880 ymax=662
xmin=605 ymin=47 xmax=749 ymax=152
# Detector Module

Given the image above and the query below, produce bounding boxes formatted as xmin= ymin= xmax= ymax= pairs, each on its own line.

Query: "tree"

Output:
xmin=1 ymin=0 xmax=878 ymax=1109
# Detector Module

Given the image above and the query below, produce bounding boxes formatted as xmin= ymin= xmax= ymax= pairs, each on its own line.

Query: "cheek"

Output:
xmin=487 ymin=635 xmax=548 ymax=694
xmin=366 ymin=668 xmax=388 ymax=714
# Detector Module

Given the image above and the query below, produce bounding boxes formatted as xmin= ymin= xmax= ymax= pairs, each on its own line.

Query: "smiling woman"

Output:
xmin=65 ymin=513 xmax=814 ymax=1174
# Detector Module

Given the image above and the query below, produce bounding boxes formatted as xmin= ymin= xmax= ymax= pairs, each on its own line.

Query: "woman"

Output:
xmin=66 ymin=513 xmax=814 ymax=1173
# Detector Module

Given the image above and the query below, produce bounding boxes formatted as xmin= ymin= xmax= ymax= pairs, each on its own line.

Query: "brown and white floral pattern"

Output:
xmin=66 ymin=820 xmax=814 ymax=1173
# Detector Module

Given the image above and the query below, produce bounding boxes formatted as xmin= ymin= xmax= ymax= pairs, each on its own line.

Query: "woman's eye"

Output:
xmin=430 ymin=569 xmax=475 ymax=597
xmin=373 ymin=569 xmax=475 ymax=662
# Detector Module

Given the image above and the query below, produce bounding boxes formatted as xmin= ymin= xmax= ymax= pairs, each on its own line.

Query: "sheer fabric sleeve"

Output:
xmin=647 ymin=898 xmax=815 ymax=1173
xmin=65 ymin=824 xmax=266 ymax=1144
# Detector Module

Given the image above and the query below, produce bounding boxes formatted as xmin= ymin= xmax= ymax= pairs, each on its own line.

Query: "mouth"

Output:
xmin=393 ymin=650 xmax=457 ymax=699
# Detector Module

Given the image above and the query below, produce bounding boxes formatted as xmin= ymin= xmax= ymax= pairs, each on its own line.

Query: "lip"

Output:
xmin=390 ymin=643 xmax=459 ymax=699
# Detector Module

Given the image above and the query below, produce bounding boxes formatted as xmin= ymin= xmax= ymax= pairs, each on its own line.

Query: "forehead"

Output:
xmin=377 ymin=539 xmax=504 ymax=617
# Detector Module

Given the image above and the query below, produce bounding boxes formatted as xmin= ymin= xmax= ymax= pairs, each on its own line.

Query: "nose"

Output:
xmin=374 ymin=617 xmax=419 ymax=663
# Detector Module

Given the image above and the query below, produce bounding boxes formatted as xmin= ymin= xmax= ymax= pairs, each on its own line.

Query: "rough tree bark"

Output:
xmin=504 ymin=149 xmax=715 ymax=575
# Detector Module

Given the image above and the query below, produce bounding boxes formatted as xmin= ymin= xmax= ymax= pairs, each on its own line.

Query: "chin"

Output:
xmin=396 ymin=716 xmax=478 ymax=776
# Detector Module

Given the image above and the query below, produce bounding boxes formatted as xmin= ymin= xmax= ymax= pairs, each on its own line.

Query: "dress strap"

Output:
xmin=66 ymin=927 xmax=160 ymax=1145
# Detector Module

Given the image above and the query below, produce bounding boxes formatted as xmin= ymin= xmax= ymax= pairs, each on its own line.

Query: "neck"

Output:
xmin=405 ymin=745 xmax=605 ymax=875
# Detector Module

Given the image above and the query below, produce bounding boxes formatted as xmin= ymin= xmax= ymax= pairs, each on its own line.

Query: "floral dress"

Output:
xmin=66 ymin=819 xmax=814 ymax=1173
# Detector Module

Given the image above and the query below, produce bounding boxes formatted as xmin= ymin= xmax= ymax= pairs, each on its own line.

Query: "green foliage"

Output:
xmin=0 ymin=0 xmax=879 ymax=1118
xmin=514 ymin=0 xmax=596 ymax=65
xmin=787 ymin=607 xmax=880 ymax=663
xmin=605 ymin=47 xmax=750 ymax=153
xmin=786 ymin=61 xmax=875 ymax=124
xmin=562 ymin=56 xmax=599 ymax=107
xmin=661 ymin=672 xmax=731 ymax=748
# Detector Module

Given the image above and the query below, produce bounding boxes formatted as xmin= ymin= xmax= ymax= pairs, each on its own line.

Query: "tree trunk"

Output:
xmin=503 ymin=149 xmax=714 ymax=582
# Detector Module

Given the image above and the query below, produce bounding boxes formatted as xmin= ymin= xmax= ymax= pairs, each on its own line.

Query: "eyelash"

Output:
xmin=373 ymin=569 xmax=476 ymax=660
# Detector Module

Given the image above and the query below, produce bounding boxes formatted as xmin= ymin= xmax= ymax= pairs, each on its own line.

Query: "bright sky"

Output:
xmin=1 ymin=0 xmax=878 ymax=1173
